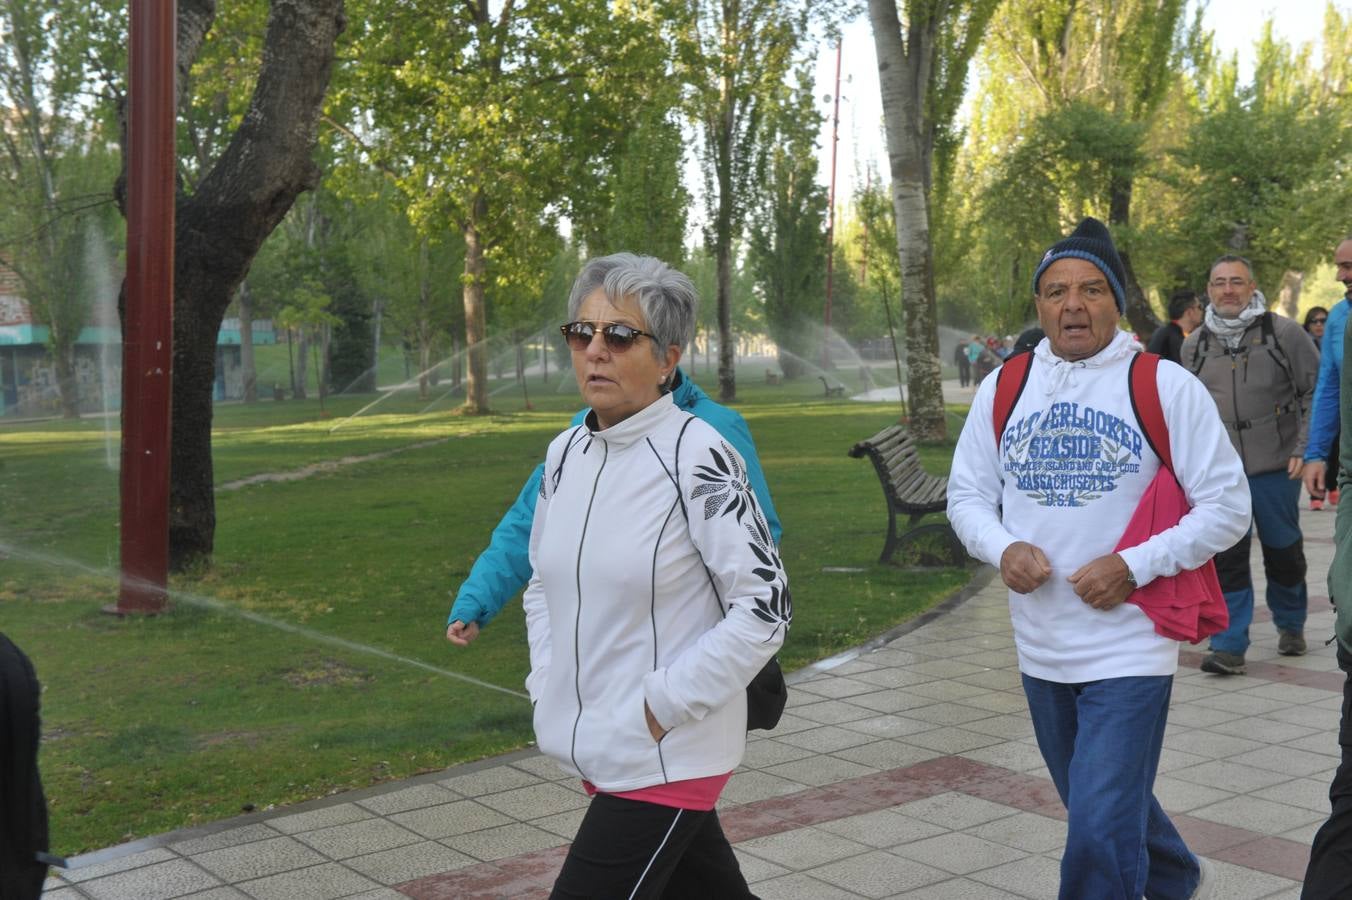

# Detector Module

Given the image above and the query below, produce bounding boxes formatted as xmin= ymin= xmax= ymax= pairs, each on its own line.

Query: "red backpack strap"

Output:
xmin=992 ymin=351 xmax=1034 ymax=448
xmin=1128 ymin=352 xmax=1172 ymax=475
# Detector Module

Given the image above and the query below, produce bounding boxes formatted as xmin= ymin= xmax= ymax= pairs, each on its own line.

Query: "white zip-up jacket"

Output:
xmin=523 ymin=394 xmax=790 ymax=791
xmin=947 ymin=331 xmax=1251 ymax=682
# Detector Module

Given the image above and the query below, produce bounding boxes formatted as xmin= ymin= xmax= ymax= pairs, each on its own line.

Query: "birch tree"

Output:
xmin=867 ymin=0 xmax=998 ymax=440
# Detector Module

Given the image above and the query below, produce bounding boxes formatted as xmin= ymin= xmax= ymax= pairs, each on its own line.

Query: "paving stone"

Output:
xmin=62 ymin=848 xmax=178 ymax=882
xmin=897 ymin=726 xmax=1003 ymax=755
xmin=388 ymin=799 xmax=513 ymax=840
xmin=809 ymin=849 xmax=950 ymax=898
xmin=343 ymin=840 xmax=475 ymax=884
xmin=792 ymin=676 xmax=892 ymax=699
xmin=473 ymin=782 xmax=589 ymax=820
xmin=439 ymin=764 xmax=545 ymax=797
xmin=967 ymin=853 xmax=1062 ymax=898
xmin=889 ymin=831 xmax=1026 ymax=876
xmin=790 ymin=700 xmax=880 ymax=726
xmin=814 ymin=808 xmax=948 ymax=849
xmin=888 ymin=876 xmax=1025 ymax=898
xmin=179 ymin=889 xmax=251 ymax=899
xmin=733 ymin=847 xmax=790 ymax=883
xmin=193 ymin=835 xmax=328 ymax=882
xmin=1188 ymin=796 xmax=1324 ymax=836
xmin=762 ymin=754 xmax=876 ymax=787
xmin=847 ymin=691 xmax=939 ymax=715
xmin=1170 ymin=760 xmax=1296 ymax=794
xmin=959 ymin=714 xmax=1036 ymax=740
xmin=951 ymin=691 xmax=1030 ymax=715
xmin=738 ymin=738 xmax=817 ymax=768
xmin=291 ymin=818 xmax=423 ymax=860
xmin=968 ymin=811 xmax=1067 ymax=854
xmin=776 ymin=725 xmax=878 ymax=754
xmin=839 ymin=714 xmax=939 ymax=740
xmin=752 ymin=872 xmax=868 ymax=899
xmin=266 ymin=803 xmax=374 ymax=835
xmin=736 ymin=827 xmax=871 ymax=869
xmin=1203 ymin=859 xmax=1301 ymax=900
xmin=831 ymin=739 xmax=942 ymax=771
xmin=170 ymin=824 xmax=283 ymax=857
xmin=1228 ymin=745 xmax=1338 ymax=778
xmin=235 ymin=862 xmax=379 ymax=900
xmin=901 ymin=703 xmax=996 ymax=727
xmin=440 ymin=823 xmax=567 ymax=862
xmin=721 ymin=769 xmax=812 ymax=805
xmin=1163 ymin=729 xmax=1268 ymax=760
xmin=893 ymin=792 xmax=1018 ymax=830
xmin=1208 ymin=716 xmax=1317 ymax=744
xmin=527 ymin=807 xmax=588 ymax=839
xmin=37 ymin=890 xmax=85 ymax=900
xmin=355 ymin=783 xmax=459 ymax=816
xmin=958 ymin=740 xmax=1047 ymax=773
xmin=80 ymin=859 xmax=221 ymax=900
xmin=1153 ymin=775 xmax=1234 ymax=814
xmin=509 ymin=755 xmax=571 ymax=780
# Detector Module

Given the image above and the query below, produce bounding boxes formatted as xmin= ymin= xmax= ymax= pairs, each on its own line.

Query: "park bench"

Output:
xmin=848 ymin=424 xmax=967 ymax=567
xmin=818 ymin=375 xmax=846 ymax=397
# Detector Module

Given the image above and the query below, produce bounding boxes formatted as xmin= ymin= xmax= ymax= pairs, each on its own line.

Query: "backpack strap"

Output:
xmin=992 ymin=351 xmax=1034 ymax=448
xmin=1128 ymin=352 xmax=1172 ymax=475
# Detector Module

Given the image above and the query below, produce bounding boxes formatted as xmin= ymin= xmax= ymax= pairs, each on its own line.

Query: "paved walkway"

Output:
xmin=43 ymin=500 xmax=1342 ymax=899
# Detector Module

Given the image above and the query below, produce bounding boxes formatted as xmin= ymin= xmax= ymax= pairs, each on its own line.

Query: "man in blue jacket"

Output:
xmin=1303 ymin=238 xmax=1352 ymax=506
xmin=446 ymin=367 xmax=781 ymax=643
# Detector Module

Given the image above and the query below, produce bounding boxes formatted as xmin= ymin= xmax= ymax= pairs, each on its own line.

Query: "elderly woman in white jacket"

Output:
xmin=524 ymin=253 xmax=789 ymax=899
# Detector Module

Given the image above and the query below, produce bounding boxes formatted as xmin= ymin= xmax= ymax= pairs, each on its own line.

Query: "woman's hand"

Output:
xmin=644 ymin=701 xmax=667 ymax=742
xmin=446 ymin=620 xmax=480 ymax=646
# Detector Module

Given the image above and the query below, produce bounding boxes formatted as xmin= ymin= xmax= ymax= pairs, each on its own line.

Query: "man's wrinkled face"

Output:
xmin=1035 ymin=258 xmax=1121 ymax=362
xmin=1207 ymin=261 xmax=1256 ymax=318
xmin=1335 ymin=240 xmax=1352 ymax=297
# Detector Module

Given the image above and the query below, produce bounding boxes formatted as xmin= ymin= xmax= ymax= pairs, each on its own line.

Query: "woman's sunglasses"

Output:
xmin=560 ymin=321 xmax=654 ymax=353
xmin=1312 ymin=317 xmax=1328 ymax=325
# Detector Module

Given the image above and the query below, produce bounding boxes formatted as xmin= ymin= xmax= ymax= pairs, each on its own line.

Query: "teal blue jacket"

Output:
xmin=447 ymin=368 xmax=782 ymax=628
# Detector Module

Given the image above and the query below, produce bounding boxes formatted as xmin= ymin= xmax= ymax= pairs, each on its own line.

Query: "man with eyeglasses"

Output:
xmin=1146 ymin=290 xmax=1204 ymax=364
xmin=1300 ymin=238 xmax=1352 ymax=900
xmin=1302 ymin=238 xmax=1352 ymax=512
xmin=444 ymin=333 xmax=781 ymax=646
xmin=1183 ymin=255 xmax=1320 ymax=675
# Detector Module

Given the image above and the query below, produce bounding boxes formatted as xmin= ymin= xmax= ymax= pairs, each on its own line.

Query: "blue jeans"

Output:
xmin=1212 ymin=470 xmax=1308 ymax=655
xmin=1022 ymin=674 xmax=1200 ymax=900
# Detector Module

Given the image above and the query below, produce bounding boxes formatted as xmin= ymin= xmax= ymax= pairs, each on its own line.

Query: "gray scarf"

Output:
xmin=1204 ymin=290 xmax=1268 ymax=349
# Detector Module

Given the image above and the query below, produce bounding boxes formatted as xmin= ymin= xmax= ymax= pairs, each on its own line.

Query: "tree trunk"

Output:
xmin=318 ymin=321 xmax=331 ymax=401
xmin=51 ymin=331 xmax=79 ymax=418
xmin=462 ymin=193 xmax=489 ymax=413
xmin=869 ymin=0 xmax=946 ymax=441
xmin=714 ymin=59 xmax=737 ymax=402
xmin=238 ymin=281 xmax=257 ymax=402
xmin=1109 ymin=176 xmax=1161 ymax=338
xmin=127 ymin=0 xmax=346 ymax=570
xmin=294 ymin=328 xmax=310 ymax=399
xmin=370 ymin=296 xmax=382 ymax=389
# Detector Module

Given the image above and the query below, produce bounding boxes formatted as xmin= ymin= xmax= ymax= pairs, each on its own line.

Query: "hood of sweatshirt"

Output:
xmin=1032 ymin=328 xmax=1138 ymax=399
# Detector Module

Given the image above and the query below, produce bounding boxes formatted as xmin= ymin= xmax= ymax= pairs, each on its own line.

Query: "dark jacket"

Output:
xmin=1146 ymin=321 xmax=1185 ymax=364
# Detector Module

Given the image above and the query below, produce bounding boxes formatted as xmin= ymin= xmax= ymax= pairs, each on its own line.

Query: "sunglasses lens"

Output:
xmin=602 ymin=324 xmax=639 ymax=352
xmin=562 ymin=322 xmax=594 ymax=351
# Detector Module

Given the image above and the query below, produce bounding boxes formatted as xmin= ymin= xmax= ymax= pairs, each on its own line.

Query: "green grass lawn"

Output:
xmin=1 ymin=362 xmax=972 ymax=853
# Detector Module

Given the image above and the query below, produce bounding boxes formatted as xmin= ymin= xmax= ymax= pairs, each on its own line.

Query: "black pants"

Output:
xmin=550 ymin=794 xmax=756 ymax=899
xmin=1304 ymin=642 xmax=1352 ymax=898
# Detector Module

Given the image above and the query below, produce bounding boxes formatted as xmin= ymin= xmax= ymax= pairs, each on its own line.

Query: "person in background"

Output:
xmin=1305 ymin=305 xmax=1338 ymax=510
xmin=512 ymin=253 xmax=787 ymax=897
xmin=1184 ymin=255 xmax=1320 ymax=675
xmin=999 ymin=335 xmax=1016 ymax=359
xmin=0 ymin=633 xmax=52 ymax=900
xmin=1147 ymin=290 xmax=1204 ymax=364
xmin=954 ymin=339 xmax=972 ymax=388
xmin=1304 ymin=239 xmax=1352 ymax=518
xmin=948 ymin=217 xmax=1246 ymax=899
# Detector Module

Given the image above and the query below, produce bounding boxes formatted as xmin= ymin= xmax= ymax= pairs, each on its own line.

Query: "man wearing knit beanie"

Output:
xmin=949 ymin=217 xmax=1246 ymax=898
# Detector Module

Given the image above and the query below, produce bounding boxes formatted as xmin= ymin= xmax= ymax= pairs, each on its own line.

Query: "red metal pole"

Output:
xmin=822 ymin=39 xmax=842 ymax=369
xmin=116 ymin=0 xmax=176 ymax=614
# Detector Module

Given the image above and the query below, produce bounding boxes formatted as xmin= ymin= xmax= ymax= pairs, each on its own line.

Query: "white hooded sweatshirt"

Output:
xmin=523 ymin=393 xmax=789 ymax=791
xmin=947 ymin=330 xmax=1251 ymax=682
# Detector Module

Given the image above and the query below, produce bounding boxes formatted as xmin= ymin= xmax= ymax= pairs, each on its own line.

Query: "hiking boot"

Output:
xmin=1200 ymin=651 xmax=1246 ymax=675
xmin=1312 ymin=497 xmax=1324 ymax=511
xmin=1190 ymin=856 xmax=1217 ymax=899
xmin=1278 ymin=630 xmax=1307 ymax=656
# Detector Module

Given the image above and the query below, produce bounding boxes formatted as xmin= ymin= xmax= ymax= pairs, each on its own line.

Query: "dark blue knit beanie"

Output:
xmin=1031 ymin=217 xmax=1127 ymax=313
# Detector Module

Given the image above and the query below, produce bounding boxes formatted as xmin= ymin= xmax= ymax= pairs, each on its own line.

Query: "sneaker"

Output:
xmin=1200 ymin=650 xmax=1246 ymax=675
xmin=1332 ymin=489 xmax=1341 ymax=506
xmin=1190 ymin=856 xmax=1217 ymax=899
xmin=1312 ymin=497 xmax=1324 ymax=511
xmin=1278 ymin=629 xmax=1307 ymax=656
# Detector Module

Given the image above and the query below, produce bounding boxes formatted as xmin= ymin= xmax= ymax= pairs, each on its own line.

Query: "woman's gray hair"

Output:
xmin=567 ymin=253 xmax=698 ymax=361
